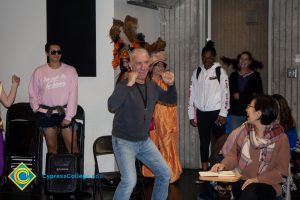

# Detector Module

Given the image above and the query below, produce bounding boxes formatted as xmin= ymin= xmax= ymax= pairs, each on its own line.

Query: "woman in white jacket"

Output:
xmin=188 ymin=40 xmax=230 ymax=171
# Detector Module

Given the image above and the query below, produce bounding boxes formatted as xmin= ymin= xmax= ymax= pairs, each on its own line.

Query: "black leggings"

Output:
xmin=196 ymin=109 xmax=225 ymax=162
xmin=232 ymin=180 xmax=277 ymax=200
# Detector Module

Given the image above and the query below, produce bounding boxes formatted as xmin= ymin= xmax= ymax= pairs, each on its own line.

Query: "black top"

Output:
xmin=108 ymin=79 xmax=177 ymax=141
xmin=229 ymin=70 xmax=263 ymax=116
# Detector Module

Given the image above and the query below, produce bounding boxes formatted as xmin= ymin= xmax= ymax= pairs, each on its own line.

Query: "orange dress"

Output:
xmin=142 ymin=79 xmax=182 ymax=183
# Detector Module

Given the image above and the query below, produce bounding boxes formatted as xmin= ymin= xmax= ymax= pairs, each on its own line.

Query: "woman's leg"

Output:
xmin=61 ymin=127 xmax=78 ymax=153
xmin=197 ymin=110 xmax=213 ymax=170
xmin=231 ymin=180 xmax=245 ymax=200
xmin=44 ymin=127 xmax=58 ymax=153
xmin=37 ymin=112 xmax=58 ymax=153
xmin=240 ymin=183 xmax=276 ymax=200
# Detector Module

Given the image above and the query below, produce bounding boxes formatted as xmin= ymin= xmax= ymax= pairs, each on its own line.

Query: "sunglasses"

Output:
xmin=50 ymin=50 xmax=62 ymax=55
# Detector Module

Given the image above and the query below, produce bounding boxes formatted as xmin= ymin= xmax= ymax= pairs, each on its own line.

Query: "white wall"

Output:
xmin=0 ymin=0 xmax=115 ymax=175
xmin=0 ymin=0 xmax=47 ymax=104
xmin=0 ymin=0 xmax=160 ymax=176
xmin=114 ymin=0 xmax=160 ymax=43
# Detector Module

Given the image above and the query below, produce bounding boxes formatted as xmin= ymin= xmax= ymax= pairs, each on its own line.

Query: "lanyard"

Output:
xmin=135 ymin=82 xmax=147 ymax=122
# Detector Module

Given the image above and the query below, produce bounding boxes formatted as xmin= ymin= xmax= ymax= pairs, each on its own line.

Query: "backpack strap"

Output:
xmin=196 ymin=67 xmax=201 ymax=80
xmin=196 ymin=66 xmax=221 ymax=83
xmin=216 ymin=66 xmax=221 ymax=83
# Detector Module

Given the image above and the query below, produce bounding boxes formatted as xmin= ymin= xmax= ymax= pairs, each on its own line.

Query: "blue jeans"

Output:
xmin=112 ymin=136 xmax=171 ymax=200
xmin=228 ymin=115 xmax=247 ymax=134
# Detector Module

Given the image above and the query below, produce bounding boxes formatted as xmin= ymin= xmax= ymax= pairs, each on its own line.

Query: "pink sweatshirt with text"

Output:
xmin=28 ymin=63 xmax=78 ymax=121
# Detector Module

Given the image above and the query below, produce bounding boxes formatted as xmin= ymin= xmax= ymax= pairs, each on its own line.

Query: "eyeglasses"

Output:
xmin=50 ymin=50 xmax=62 ymax=55
xmin=247 ymin=104 xmax=255 ymax=109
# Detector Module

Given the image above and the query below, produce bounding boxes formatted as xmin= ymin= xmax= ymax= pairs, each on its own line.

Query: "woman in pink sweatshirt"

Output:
xmin=29 ymin=42 xmax=78 ymax=154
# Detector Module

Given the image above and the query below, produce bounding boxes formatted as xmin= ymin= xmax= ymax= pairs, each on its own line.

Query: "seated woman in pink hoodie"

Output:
xmin=29 ymin=41 xmax=78 ymax=153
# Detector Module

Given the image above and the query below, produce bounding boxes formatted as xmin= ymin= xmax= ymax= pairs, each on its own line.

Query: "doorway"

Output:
xmin=211 ymin=0 xmax=269 ymax=92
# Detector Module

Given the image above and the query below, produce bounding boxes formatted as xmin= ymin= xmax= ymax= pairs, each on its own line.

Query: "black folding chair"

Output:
xmin=3 ymin=103 xmax=43 ymax=187
xmin=93 ymin=135 xmax=146 ymax=200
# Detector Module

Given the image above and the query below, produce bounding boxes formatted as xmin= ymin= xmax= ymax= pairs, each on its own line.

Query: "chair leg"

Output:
xmin=99 ymin=181 xmax=104 ymax=200
xmin=141 ymin=180 xmax=146 ymax=200
xmin=93 ymin=177 xmax=104 ymax=200
xmin=93 ymin=178 xmax=96 ymax=200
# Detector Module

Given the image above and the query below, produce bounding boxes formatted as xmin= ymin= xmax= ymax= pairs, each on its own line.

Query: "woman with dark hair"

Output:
xmin=188 ymin=40 xmax=230 ymax=170
xmin=222 ymin=51 xmax=263 ymax=133
xmin=29 ymin=41 xmax=78 ymax=154
xmin=272 ymin=94 xmax=298 ymax=151
xmin=211 ymin=94 xmax=290 ymax=200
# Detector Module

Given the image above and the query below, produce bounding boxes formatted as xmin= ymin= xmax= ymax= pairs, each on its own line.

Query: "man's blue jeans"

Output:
xmin=112 ymin=136 xmax=171 ymax=200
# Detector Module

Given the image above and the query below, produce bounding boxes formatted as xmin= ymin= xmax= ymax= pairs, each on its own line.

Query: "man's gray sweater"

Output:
xmin=108 ymin=79 xmax=177 ymax=141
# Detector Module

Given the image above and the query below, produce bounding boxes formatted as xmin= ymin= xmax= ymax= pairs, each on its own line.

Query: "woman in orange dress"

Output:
xmin=142 ymin=51 xmax=182 ymax=183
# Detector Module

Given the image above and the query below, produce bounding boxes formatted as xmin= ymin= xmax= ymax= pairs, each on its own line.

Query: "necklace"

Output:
xmin=135 ymin=82 xmax=147 ymax=122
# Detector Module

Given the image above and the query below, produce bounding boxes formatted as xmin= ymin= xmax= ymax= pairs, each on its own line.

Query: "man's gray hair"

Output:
xmin=129 ymin=48 xmax=149 ymax=62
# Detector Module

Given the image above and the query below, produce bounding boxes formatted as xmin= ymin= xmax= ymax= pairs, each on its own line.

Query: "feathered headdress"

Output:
xmin=109 ymin=15 xmax=166 ymax=69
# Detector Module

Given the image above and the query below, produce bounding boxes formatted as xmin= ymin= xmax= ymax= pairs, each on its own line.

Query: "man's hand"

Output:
xmin=162 ymin=71 xmax=175 ymax=86
xmin=241 ymin=178 xmax=258 ymax=190
xmin=190 ymin=119 xmax=197 ymax=127
xmin=127 ymin=71 xmax=138 ymax=86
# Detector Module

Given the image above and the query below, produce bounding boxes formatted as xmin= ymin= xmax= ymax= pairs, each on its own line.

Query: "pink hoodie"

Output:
xmin=29 ymin=63 xmax=78 ymax=121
